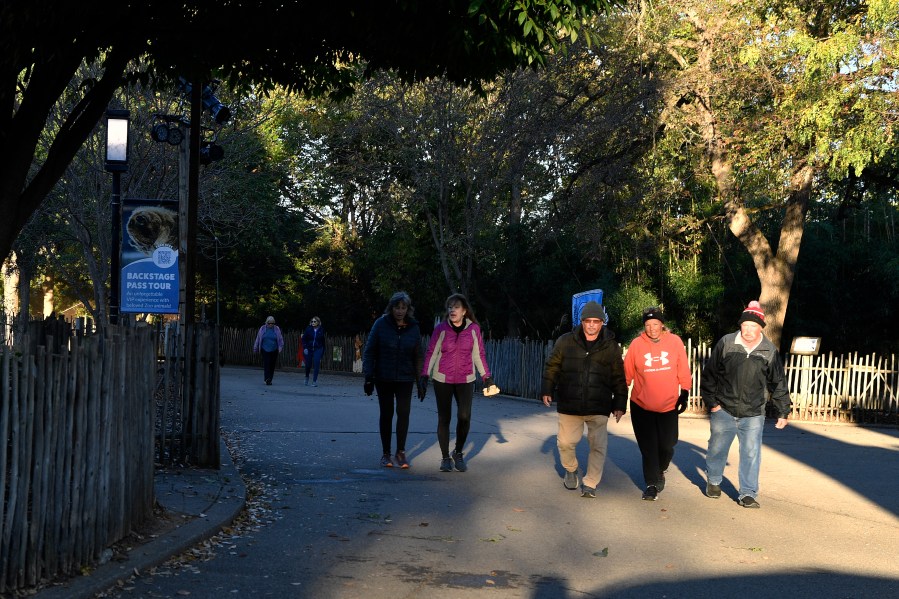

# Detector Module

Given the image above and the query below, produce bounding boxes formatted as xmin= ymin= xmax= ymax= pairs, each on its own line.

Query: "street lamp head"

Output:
xmin=199 ymin=141 xmax=225 ymax=165
xmin=105 ymin=109 xmax=130 ymax=172
xmin=151 ymin=122 xmax=184 ymax=145
xmin=150 ymin=122 xmax=170 ymax=143
xmin=177 ymin=77 xmax=232 ymax=125
xmin=207 ymin=101 xmax=231 ymax=125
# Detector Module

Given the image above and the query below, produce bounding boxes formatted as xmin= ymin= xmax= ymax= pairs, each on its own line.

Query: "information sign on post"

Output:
xmin=790 ymin=336 xmax=822 ymax=356
xmin=120 ymin=199 xmax=181 ymax=314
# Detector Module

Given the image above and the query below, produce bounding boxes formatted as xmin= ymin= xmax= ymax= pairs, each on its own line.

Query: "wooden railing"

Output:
xmin=784 ymin=351 xmax=899 ymax=424
xmin=0 ymin=327 xmax=156 ymax=593
xmin=155 ymin=323 xmax=222 ymax=467
xmin=0 ymin=319 xmax=221 ymax=594
xmin=220 ymin=329 xmax=899 ymax=424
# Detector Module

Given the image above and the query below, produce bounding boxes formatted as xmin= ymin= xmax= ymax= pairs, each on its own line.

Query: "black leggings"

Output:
xmin=261 ymin=350 xmax=278 ymax=382
xmin=630 ymin=401 xmax=679 ymax=487
xmin=433 ymin=381 xmax=474 ymax=458
xmin=376 ymin=381 xmax=413 ymax=454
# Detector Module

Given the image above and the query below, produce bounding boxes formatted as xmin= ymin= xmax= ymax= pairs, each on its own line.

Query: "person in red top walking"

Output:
xmin=623 ymin=306 xmax=692 ymax=501
xmin=420 ymin=293 xmax=495 ymax=473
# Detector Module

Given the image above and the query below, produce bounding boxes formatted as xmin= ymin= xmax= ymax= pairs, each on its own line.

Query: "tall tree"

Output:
xmin=638 ymin=0 xmax=899 ymax=345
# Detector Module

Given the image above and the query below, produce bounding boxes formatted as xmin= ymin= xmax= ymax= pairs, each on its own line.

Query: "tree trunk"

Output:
xmin=687 ymin=6 xmax=812 ymax=349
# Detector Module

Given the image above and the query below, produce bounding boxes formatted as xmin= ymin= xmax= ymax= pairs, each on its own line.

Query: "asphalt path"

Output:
xmin=105 ymin=366 xmax=899 ymax=598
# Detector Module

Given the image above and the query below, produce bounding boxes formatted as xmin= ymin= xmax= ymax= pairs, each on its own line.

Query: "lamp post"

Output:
xmin=214 ymin=234 xmax=221 ymax=326
xmin=105 ymin=109 xmax=129 ymax=325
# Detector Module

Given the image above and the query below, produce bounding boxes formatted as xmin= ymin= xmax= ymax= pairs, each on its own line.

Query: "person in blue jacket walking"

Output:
xmin=363 ymin=291 xmax=423 ymax=468
xmin=301 ymin=316 xmax=326 ymax=386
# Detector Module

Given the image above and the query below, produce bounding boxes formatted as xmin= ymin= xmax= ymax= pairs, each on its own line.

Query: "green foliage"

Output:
xmin=666 ymin=260 xmax=724 ymax=344
xmin=605 ymin=285 xmax=659 ymax=344
xmin=787 ymin=192 xmax=899 ymax=354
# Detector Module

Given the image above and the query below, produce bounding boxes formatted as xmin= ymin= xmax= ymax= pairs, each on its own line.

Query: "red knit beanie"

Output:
xmin=738 ymin=301 xmax=766 ymax=328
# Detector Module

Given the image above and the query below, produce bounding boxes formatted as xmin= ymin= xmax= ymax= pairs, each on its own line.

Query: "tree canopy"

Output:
xmin=0 ymin=0 xmax=618 ymax=266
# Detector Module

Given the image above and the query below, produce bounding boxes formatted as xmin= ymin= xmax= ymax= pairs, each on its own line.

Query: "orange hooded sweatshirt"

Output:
xmin=624 ymin=331 xmax=692 ymax=412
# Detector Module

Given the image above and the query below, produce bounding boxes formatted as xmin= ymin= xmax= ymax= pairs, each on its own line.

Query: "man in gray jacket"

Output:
xmin=542 ymin=301 xmax=628 ymax=498
xmin=701 ymin=301 xmax=791 ymax=508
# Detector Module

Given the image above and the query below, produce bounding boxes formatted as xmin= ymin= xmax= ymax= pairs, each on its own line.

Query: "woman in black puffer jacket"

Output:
xmin=363 ymin=291 xmax=422 ymax=469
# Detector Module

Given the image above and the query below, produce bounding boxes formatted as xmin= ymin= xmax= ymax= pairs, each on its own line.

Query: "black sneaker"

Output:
xmin=452 ymin=450 xmax=467 ymax=472
xmin=581 ymin=485 xmax=596 ymax=498
xmin=563 ymin=469 xmax=579 ymax=490
xmin=642 ymin=485 xmax=659 ymax=501
xmin=439 ymin=457 xmax=454 ymax=472
xmin=657 ymin=471 xmax=666 ymax=492
xmin=380 ymin=453 xmax=394 ymax=468
xmin=706 ymin=482 xmax=722 ymax=498
xmin=739 ymin=496 xmax=760 ymax=508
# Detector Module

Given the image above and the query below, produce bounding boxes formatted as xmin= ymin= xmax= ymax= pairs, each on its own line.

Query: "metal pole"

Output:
xmin=110 ymin=171 xmax=121 ymax=324
xmin=215 ymin=235 xmax=220 ymax=326
xmin=185 ymin=81 xmax=201 ymax=325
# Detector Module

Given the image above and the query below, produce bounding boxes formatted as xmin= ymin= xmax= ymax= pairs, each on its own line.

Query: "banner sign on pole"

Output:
xmin=120 ymin=199 xmax=180 ymax=314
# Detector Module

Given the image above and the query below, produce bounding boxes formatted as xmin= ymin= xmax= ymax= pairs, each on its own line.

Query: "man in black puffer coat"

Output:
xmin=542 ymin=301 xmax=628 ymax=498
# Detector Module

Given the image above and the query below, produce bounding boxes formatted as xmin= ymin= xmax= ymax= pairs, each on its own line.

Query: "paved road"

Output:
xmin=105 ymin=366 xmax=899 ymax=598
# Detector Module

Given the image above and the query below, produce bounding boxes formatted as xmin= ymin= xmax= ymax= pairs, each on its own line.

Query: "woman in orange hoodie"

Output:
xmin=623 ymin=307 xmax=692 ymax=501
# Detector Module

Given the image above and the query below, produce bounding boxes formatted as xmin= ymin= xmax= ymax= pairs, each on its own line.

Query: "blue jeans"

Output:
xmin=706 ymin=409 xmax=765 ymax=499
xmin=304 ymin=347 xmax=324 ymax=381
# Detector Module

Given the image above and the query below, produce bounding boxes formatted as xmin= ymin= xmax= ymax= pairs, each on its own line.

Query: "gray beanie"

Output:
xmin=580 ymin=301 xmax=607 ymax=322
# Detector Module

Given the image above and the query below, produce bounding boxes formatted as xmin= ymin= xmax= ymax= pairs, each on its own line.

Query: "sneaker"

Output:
xmin=739 ymin=496 xmax=760 ymax=508
xmin=304 ymin=378 xmax=309 ymax=386
xmin=395 ymin=451 xmax=409 ymax=469
xmin=265 ymin=380 xmax=272 ymax=385
xmin=439 ymin=457 xmax=454 ymax=472
xmin=581 ymin=485 xmax=596 ymax=498
xmin=642 ymin=485 xmax=659 ymax=501
xmin=563 ymin=469 xmax=579 ymax=490
xmin=657 ymin=471 xmax=666 ymax=492
xmin=706 ymin=482 xmax=722 ymax=499
xmin=380 ymin=453 xmax=393 ymax=468
xmin=452 ymin=450 xmax=467 ymax=472
xmin=312 ymin=381 xmax=318 ymax=387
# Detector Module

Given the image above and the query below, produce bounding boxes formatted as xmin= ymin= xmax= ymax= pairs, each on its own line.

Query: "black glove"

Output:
xmin=676 ymin=390 xmax=689 ymax=414
xmin=364 ymin=376 xmax=374 ymax=397
xmin=417 ymin=376 xmax=429 ymax=401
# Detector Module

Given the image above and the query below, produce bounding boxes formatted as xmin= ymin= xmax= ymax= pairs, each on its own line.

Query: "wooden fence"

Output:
xmin=0 ymin=318 xmax=221 ymax=594
xmin=0 ymin=326 xmax=156 ymax=593
xmin=784 ymin=351 xmax=899 ymax=424
xmin=220 ymin=329 xmax=899 ymax=424
xmin=155 ymin=323 xmax=222 ymax=467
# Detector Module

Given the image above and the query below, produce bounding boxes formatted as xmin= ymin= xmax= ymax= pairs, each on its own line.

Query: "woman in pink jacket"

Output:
xmin=421 ymin=293 xmax=494 ymax=473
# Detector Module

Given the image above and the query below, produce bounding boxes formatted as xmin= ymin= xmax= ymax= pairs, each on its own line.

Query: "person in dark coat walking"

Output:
xmin=363 ymin=291 xmax=423 ymax=469
xmin=701 ymin=301 xmax=790 ymax=508
xmin=301 ymin=316 xmax=326 ymax=386
xmin=541 ymin=301 xmax=628 ymax=498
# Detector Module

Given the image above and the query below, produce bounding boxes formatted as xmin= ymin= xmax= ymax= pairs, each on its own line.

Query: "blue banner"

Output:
xmin=120 ymin=200 xmax=180 ymax=314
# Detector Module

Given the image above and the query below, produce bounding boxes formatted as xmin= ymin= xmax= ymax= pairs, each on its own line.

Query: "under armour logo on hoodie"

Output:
xmin=644 ymin=351 xmax=670 ymax=367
